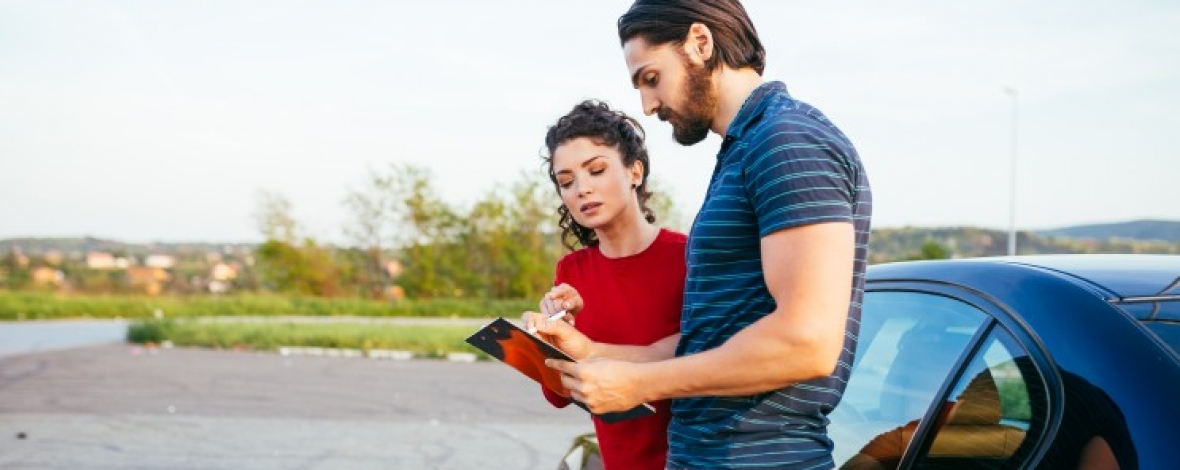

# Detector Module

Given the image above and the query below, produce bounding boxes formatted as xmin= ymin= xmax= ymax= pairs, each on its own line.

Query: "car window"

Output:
xmin=831 ymin=291 xmax=987 ymax=470
xmin=912 ymin=327 xmax=1047 ymax=470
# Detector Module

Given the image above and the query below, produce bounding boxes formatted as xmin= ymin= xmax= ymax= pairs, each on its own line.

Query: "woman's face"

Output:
xmin=552 ymin=136 xmax=643 ymax=231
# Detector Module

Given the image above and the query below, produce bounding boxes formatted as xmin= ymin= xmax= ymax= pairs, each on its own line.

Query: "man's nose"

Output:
xmin=640 ymin=90 xmax=659 ymax=117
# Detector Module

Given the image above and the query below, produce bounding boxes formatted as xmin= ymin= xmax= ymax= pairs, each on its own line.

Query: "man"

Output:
xmin=529 ymin=1 xmax=872 ymax=468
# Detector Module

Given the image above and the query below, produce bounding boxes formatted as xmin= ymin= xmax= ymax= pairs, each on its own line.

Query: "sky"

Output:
xmin=1 ymin=0 xmax=1177 ymax=243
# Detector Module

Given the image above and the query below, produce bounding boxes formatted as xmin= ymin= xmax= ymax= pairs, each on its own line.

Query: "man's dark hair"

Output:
xmin=542 ymin=100 xmax=655 ymax=251
xmin=618 ymin=0 xmax=766 ymax=75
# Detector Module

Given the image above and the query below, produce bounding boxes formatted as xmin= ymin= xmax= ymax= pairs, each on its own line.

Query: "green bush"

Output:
xmin=0 ymin=291 xmax=534 ymax=320
xmin=126 ymin=318 xmax=175 ymax=343
xmin=125 ymin=319 xmax=487 ymax=358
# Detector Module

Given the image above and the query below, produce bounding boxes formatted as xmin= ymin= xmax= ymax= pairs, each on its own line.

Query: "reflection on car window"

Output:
xmin=832 ymin=291 xmax=987 ymax=470
xmin=914 ymin=328 xmax=1046 ymax=470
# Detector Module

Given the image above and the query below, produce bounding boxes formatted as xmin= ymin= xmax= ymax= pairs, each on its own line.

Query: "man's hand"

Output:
xmin=546 ymin=357 xmax=646 ymax=414
xmin=521 ymin=311 xmax=596 ymax=360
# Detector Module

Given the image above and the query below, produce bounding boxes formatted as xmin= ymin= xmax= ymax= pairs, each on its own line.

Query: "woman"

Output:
xmin=523 ymin=100 xmax=685 ymax=470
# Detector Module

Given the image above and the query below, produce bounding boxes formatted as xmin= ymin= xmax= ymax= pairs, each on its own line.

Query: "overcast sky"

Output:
xmin=1 ymin=0 xmax=1177 ymax=243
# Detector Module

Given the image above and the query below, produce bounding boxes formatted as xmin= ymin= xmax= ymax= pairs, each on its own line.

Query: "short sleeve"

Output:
xmin=742 ymin=120 xmax=856 ymax=237
xmin=554 ymin=256 xmax=568 ymax=287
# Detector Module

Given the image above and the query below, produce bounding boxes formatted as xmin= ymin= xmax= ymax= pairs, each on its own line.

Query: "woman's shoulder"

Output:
xmin=655 ymin=228 xmax=688 ymax=246
xmin=556 ymin=245 xmax=601 ymax=268
xmin=647 ymin=228 xmax=687 ymax=263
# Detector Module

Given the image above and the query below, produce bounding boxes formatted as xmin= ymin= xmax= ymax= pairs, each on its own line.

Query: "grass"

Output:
xmin=127 ymin=318 xmax=488 ymax=359
xmin=0 ymin=291 xmax=534 ymax=320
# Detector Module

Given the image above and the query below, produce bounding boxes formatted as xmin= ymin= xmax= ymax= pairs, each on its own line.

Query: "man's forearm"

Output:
xmin=589 ymin=333 xmax=679 ymax=362
xmin=634 ymin=310 xmax=843 ymax=401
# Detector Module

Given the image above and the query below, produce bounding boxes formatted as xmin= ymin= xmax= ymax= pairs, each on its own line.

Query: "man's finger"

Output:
xmin=545 ymin=358 xmax=576 ymax=374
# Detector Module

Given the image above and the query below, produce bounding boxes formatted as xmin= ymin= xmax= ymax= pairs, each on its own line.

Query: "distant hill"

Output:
xmin=4 ymin=220 xmax=1179 ymax=264
xmin=1037 ymin=219 xmax=1180 ymax=243
xmin=870 ymin=223 xmax=1180 ymax=263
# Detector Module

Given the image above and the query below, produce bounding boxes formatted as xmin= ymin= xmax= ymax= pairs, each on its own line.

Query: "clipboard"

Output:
xmin=465 ymin=317 xmax=656 ymax=424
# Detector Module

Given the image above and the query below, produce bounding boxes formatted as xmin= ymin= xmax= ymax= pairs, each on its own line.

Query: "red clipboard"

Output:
xmin=465 ymin=317 xmax=656 ymax=424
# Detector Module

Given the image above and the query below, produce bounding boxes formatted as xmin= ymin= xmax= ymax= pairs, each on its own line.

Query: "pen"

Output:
xmin=547 ymin=309 xmax=568 ymax=322
xmin=526 ymin=309 xmax=568 ymax=335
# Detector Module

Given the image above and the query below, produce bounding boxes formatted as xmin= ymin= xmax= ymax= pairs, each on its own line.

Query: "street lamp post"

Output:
xmin=1004 ymin=87 xmax=1018 ymax=256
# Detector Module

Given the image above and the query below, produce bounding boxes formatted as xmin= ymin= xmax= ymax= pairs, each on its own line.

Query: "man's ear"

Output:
xmin=682 ymin=22 xmax=715 ymax=64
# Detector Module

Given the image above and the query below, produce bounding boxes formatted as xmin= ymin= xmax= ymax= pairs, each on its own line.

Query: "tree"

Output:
xmin=502 ymin=173 xmax=562 ymax=297
xmin=252 ymin=191 xmax=344 ymax=296
xmin=384 ymin=164 xmax=462 ymax=298
xmin=912 ymin=240 xmax=951 ymax=260
xmin=646 ymin=177 xmax=689 ymax=233
xmin=342 ymin=167 xmax=402 ymax=299
xmin=0 ymin=249 xmax=31 ymax=290
xmin=254 ymin=190 xmax=298 ymax=244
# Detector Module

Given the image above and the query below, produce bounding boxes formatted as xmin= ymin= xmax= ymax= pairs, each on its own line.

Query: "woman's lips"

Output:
xmin=580 ymin=202 xmax=602 ymax=214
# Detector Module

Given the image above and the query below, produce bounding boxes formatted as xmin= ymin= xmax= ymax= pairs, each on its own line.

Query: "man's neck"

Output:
xmin=710 ymin=68 xmax=765 ymax=137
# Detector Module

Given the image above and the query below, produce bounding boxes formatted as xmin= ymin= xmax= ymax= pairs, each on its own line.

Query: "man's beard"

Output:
xmin=658 ymin=61 xmax=716 ymax=146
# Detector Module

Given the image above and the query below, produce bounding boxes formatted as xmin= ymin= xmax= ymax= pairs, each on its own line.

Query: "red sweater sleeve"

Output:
xmin=542 ymin=384 xmax=572 ymax=408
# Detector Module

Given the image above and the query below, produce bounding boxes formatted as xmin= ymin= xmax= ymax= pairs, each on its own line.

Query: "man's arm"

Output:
xmin=590 ymin=333 xmax=680 ymax=363
xmin=525 ymin=312 xmax=679 ymax=363
xmin=551 ymin=222 xmax=853 ymax=411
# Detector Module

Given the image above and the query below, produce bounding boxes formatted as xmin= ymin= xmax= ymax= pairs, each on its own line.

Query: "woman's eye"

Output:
xmin=589 ymin=168 xmax=605 ymax=175
xmin=558 ymin=180 xmax=573 ymax=189
xmin=644 ymin=74 xmax=658 ymax=86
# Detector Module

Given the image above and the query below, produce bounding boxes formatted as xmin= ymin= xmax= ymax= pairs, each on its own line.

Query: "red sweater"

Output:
xmin=542 ymin=228 xmax=686 ymax=470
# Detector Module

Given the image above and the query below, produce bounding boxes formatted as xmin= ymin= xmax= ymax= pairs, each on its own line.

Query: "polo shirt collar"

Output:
xmin=724 ymin=81 xmax=788 ymax=140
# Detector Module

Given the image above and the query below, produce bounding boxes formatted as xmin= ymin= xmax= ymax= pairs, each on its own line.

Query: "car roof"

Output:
xmin=987 ymin=254 xmax=1180 ymax=300
xmin=869 ymin=254 xmax=1180 ymax=300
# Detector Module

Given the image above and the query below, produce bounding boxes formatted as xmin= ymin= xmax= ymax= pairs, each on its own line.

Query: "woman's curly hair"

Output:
xmin=543 ymin=100 xmax=655 ymax=251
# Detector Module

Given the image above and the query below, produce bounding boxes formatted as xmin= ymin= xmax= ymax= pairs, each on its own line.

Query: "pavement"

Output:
xmin=0 ymin=342 xmax=592 ymax=470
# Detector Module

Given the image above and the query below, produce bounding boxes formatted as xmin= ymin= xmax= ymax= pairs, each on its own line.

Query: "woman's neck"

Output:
xmin=595 ymin=212 xmax=660 ymax=259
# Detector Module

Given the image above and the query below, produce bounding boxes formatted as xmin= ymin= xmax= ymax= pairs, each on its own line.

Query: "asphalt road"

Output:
xmin=0 ymin=343 xmax=591 ymax=470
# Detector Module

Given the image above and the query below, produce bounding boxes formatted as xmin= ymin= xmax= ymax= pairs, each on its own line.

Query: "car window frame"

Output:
xmin=864 ymin=280 xmax=1064 ymax=470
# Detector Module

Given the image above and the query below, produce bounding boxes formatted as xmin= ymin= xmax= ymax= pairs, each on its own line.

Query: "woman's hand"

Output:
xmin=539 ymin=283 xmax=584 ymax=324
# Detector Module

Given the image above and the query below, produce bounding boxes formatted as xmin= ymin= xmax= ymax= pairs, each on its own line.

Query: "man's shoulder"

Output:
xmin=745 ymin=96 xmax=838 ymax=144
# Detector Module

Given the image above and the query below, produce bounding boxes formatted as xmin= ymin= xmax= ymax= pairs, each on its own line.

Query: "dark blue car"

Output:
xmin=560 ymin=255 xmax=1180 ymax=470
xmin=831 ymin=254 xmax=1180 ymax=470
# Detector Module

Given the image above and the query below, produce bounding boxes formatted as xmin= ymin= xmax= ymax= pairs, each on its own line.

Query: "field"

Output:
xmin=0 ymin=291 xmax=533 ymax=320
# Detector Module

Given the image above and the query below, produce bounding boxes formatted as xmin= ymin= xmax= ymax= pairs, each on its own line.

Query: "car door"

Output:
xmin=830 ymin=285 xmax=1052 ymax=470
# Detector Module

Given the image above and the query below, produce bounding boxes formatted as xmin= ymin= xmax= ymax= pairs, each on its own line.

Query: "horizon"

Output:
xmin=2 ymin=1 xmax=1177 ymax=243
xmin=4 ymin=218 xmax=1178 ymax=246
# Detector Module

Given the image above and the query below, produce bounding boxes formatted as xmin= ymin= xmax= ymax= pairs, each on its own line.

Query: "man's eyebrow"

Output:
xmin=630 ymin=65 xmax=650 ymax=89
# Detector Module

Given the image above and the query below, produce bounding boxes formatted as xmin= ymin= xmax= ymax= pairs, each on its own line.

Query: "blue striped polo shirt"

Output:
xmin=668 ymin=81 xmax=872 ymax=469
